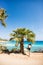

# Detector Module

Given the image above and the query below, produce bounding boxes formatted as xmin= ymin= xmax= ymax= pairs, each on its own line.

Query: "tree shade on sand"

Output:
xmin=10 ymin=28 xmax=35 ymax=54
xmin=0 ymin=8 xmax=8 ymax=27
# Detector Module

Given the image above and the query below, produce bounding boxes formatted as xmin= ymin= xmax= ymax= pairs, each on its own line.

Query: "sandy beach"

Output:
xmin=0 ymin=41 xmax=7 ymax=42
xmin=0 ymin=53 xmax=43 ymax=65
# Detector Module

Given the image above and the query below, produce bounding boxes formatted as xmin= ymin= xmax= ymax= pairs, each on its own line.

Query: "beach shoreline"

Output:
xmin=0 ymin=41 xmax=7 ymax=42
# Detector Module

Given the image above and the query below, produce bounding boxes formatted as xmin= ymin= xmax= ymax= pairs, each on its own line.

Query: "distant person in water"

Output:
xmin=27 ymin=44 xmax=32 ymax=56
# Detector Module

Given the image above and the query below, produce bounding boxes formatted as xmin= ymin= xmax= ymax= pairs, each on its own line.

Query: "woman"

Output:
xmin=27 ymin=44 xmax=32 ymax=56
xmin=27 ymin=44 xmax=31 ymax=50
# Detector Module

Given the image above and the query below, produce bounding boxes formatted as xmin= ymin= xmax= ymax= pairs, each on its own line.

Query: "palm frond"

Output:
xmin=10 ymin=28 xmax=35 ymax=43
xmin=0 ymin=8 xmax=8 ymax=27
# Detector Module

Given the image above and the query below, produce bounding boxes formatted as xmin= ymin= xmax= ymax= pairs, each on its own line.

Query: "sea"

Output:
xmin=0 ymin=41 xmax=43 ymax=52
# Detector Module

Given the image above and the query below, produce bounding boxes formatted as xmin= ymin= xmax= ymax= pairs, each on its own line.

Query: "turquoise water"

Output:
xmin=0 ymin=41 xmax=43 ymax=52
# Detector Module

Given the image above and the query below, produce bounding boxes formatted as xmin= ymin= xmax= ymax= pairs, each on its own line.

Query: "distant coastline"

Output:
xmin=0 ymin=38 xmax=8 ymax=42
xmin=0 ymin=40 xmax=7 ymax=42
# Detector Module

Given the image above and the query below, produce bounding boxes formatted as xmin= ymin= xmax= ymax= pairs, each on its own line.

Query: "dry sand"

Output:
xmin=0 ymin=53 xmax=43 ymax=65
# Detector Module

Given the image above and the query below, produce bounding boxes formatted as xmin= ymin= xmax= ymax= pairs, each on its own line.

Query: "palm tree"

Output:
xmin=0 ymin=8 xmax=8 ymax=27
xmin=10 ymin=28 xmax=35 ymax=54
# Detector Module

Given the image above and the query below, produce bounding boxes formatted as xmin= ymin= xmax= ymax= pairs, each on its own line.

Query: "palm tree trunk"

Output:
xmin=20 ymin=38 xmax=24 ymax=54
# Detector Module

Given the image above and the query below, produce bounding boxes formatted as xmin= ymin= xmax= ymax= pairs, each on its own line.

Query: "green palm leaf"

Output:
xmin=0 ymin=8 xmax=8 ymax=27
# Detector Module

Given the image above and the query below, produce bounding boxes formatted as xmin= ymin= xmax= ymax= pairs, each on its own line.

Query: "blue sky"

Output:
xmin=0 ymin=0 xmax=43 ymax=40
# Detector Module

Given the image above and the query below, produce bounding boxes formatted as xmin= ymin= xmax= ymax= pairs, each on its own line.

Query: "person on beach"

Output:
xmin=27 ymin=44 xmax=32 ymax=56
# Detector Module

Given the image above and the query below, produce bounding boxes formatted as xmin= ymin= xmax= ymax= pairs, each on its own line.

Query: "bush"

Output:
xmin=0 ymin=44 xmax=20 ymax=54
xmin=0 ymin=44 xmax=9 ymax=53
xmin=11 ymin=48 xmax=20 ymax=53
